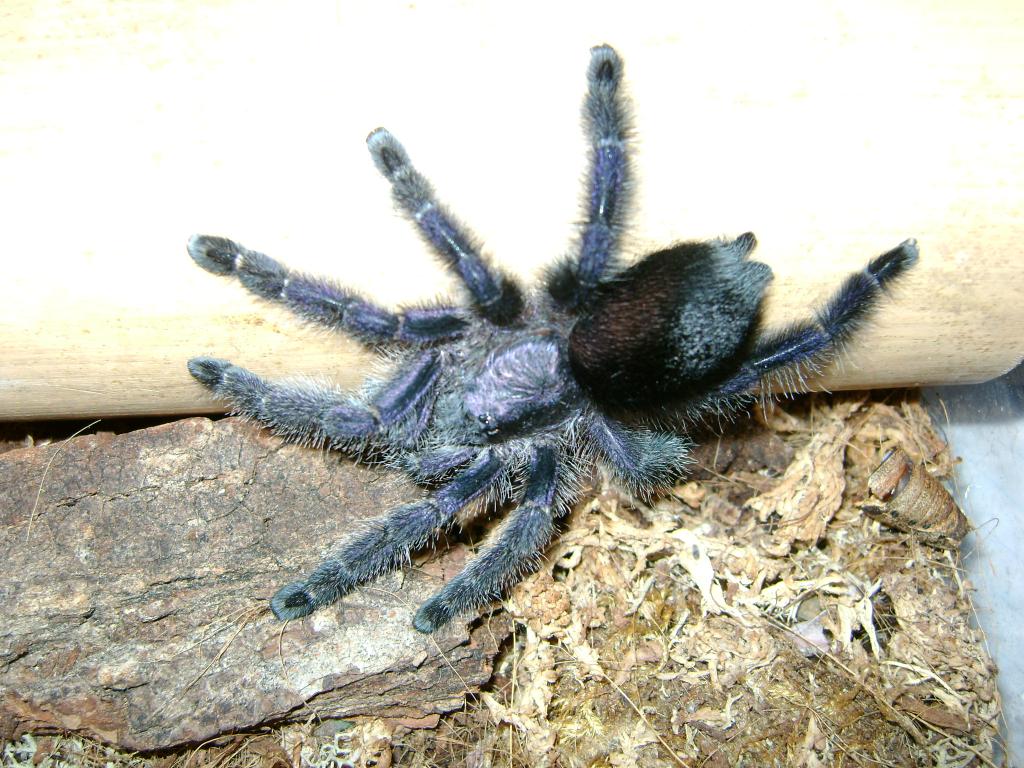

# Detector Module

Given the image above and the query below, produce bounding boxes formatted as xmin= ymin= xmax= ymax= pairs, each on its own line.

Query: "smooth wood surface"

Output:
xmin=1 ymin=1 xmax=1022 ymax=420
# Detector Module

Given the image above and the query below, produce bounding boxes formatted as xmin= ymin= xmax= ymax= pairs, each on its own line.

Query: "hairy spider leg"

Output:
xmin=271 ymin=450 xmax=505 ymax=621
xmin=587 ymin=414 xmax=693 ymax=496
xmin=548 ymin=45 xmax=631 ymax=309
xmin=321 ymin=350 xmax=440 ymax=440
xmin=187 ymin=351 xmax=440 ymax=447
xmin=578 ymin=46 xmax=631 ymax=291
xmin=403 ymin=445 xmax=480 ymax=482
xmin=187 ymin=235 xmax=468 ymax=344
xmin=366 ymin=129 xmax=523 ymax=325
xmin=714 ymin=239 xmax=920 ymax=397
xmin=413 ymin=445 xmax=560 ymax=633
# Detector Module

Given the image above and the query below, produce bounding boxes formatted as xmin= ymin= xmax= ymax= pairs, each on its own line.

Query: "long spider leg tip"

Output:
xmin=412 ymin=598 xmax=452 ymax=634
xmin=365 ymin=126 xmax=392 ymax=145
xmin=589 ymin=43 xmax=619 ymax=61
xmin=270 ymin=581 xmax=318 ymax=621
xmin=186 ymin=232 xmax=205 ymax=252
xmin=187 ymin=356 xmax=231 ymax=388
xmin=366 ymin=126 xmax=407 ymax=161
xmin=870 ymin=238 xmax=920 ymax=285
xmin=366 ymin=128 xmax=411 ymax=178
xmin=588 ymin=44 xmax=622 ymax=85
xmin=187 ymin=233 xmax=238 ymax=275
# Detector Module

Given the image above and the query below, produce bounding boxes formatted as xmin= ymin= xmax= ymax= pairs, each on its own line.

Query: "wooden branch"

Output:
xmin=2 ymin=2 xmax=1022 ymax=419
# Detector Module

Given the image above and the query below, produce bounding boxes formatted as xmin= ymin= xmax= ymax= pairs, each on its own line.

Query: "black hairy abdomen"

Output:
xmin=568 ymin=241 xmax=772 ymax=408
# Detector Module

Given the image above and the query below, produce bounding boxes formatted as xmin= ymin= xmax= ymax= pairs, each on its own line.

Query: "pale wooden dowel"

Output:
xmin=2 ymin=2 xmax=1022 ymax=420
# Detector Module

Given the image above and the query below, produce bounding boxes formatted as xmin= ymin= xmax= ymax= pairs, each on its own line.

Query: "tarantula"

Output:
xmin=187 ymin=45 xmax=917 ymax=633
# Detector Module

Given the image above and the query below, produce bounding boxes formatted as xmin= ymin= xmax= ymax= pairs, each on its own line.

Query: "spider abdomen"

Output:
xmin=568 ymin=237 xmax=772 ymax=408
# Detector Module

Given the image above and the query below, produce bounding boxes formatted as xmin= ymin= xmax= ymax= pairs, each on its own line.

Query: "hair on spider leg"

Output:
xmin=365 ymin=126 xmax=525 ymax=326
xmin=186 ymin=44 xmax=917 ymax=633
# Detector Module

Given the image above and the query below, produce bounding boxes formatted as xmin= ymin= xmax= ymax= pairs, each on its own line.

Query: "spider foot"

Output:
xmin=412 ymin=597 xmax=454 ymax=634
xmin=869 ymin=238 xmax=919 ymax=285
xmin=187 ymin=356 xmax=231 ymax=388
xmin=366 ymin=128 xmax=412 ymax=181
xmin=588 ymin=44 xmax=623 ymax=90
xmin=270 ymin=581 xmax=319 ymax=621
xmin=187 ymin=234 xmax=242 ymax=275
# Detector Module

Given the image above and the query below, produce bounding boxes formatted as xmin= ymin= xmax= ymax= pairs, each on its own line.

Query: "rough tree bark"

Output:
xmin=0 ymin=418 xmax=508 ymax=751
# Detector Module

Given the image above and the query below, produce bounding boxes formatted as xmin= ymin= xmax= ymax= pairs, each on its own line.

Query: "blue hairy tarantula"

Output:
xmin=187 ymin=45 xmax=917 ymax=633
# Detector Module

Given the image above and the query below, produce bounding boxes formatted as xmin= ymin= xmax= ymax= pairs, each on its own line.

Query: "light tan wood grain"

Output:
xmin=1 ymin=1 xmax=1022 ymax=420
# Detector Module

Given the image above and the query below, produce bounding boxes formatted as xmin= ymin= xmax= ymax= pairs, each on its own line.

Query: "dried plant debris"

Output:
xmin=1 ymin=734 xmax=149 ymax=768
xmin=3 ymin=393 xmax=1003 ymax=766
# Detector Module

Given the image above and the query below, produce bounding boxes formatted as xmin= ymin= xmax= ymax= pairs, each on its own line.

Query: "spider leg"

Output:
xmin=403 ymin=445 xmax=479 ymax=482
xmin=588 ymin=414 xmax=692 ymax=496
xmin=366 ymin=129 xmax=523 ymax=325
xmin=188 ymin=235 xmax=469 ymax=345
xmin=271 ymin=449 xmax=505 ymax=621
xmin=187 ymin=350 xmax=441 ymax=446
xmin=548 ymin=45 xmax=631 ymax=309
xmin=714 ymin=239 xmax=919 ymax=397
xmin=413 ymin=445 xmax=560 ymax=633
xmin=321 ymin=350 xmax=441 ymax=439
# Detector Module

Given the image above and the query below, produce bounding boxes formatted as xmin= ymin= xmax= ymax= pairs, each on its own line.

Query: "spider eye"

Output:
xmin=477 ymin=413 xmax=499 ymax=435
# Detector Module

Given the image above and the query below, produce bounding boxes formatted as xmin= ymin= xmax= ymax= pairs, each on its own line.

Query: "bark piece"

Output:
xmin=0 ymin=417 xmax=506 ymax=750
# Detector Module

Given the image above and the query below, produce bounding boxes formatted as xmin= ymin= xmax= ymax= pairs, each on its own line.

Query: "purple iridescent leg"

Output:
xmin=413 ymin=444 xmax=560 ymax=632
xmin=547 ymin=45 xmax=631 ymax=309
xmin=271 ymin=449 xmax=505 ymax=621
xmin=187 ymin=350 xmax=441 ymax=445
xmin=714 ymin=239 xmax=919 ymax=397
xmin=366 ymin=129 xmax=523 ymax=325
xmin=188 ymin=234 xmax=468 ymax=344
